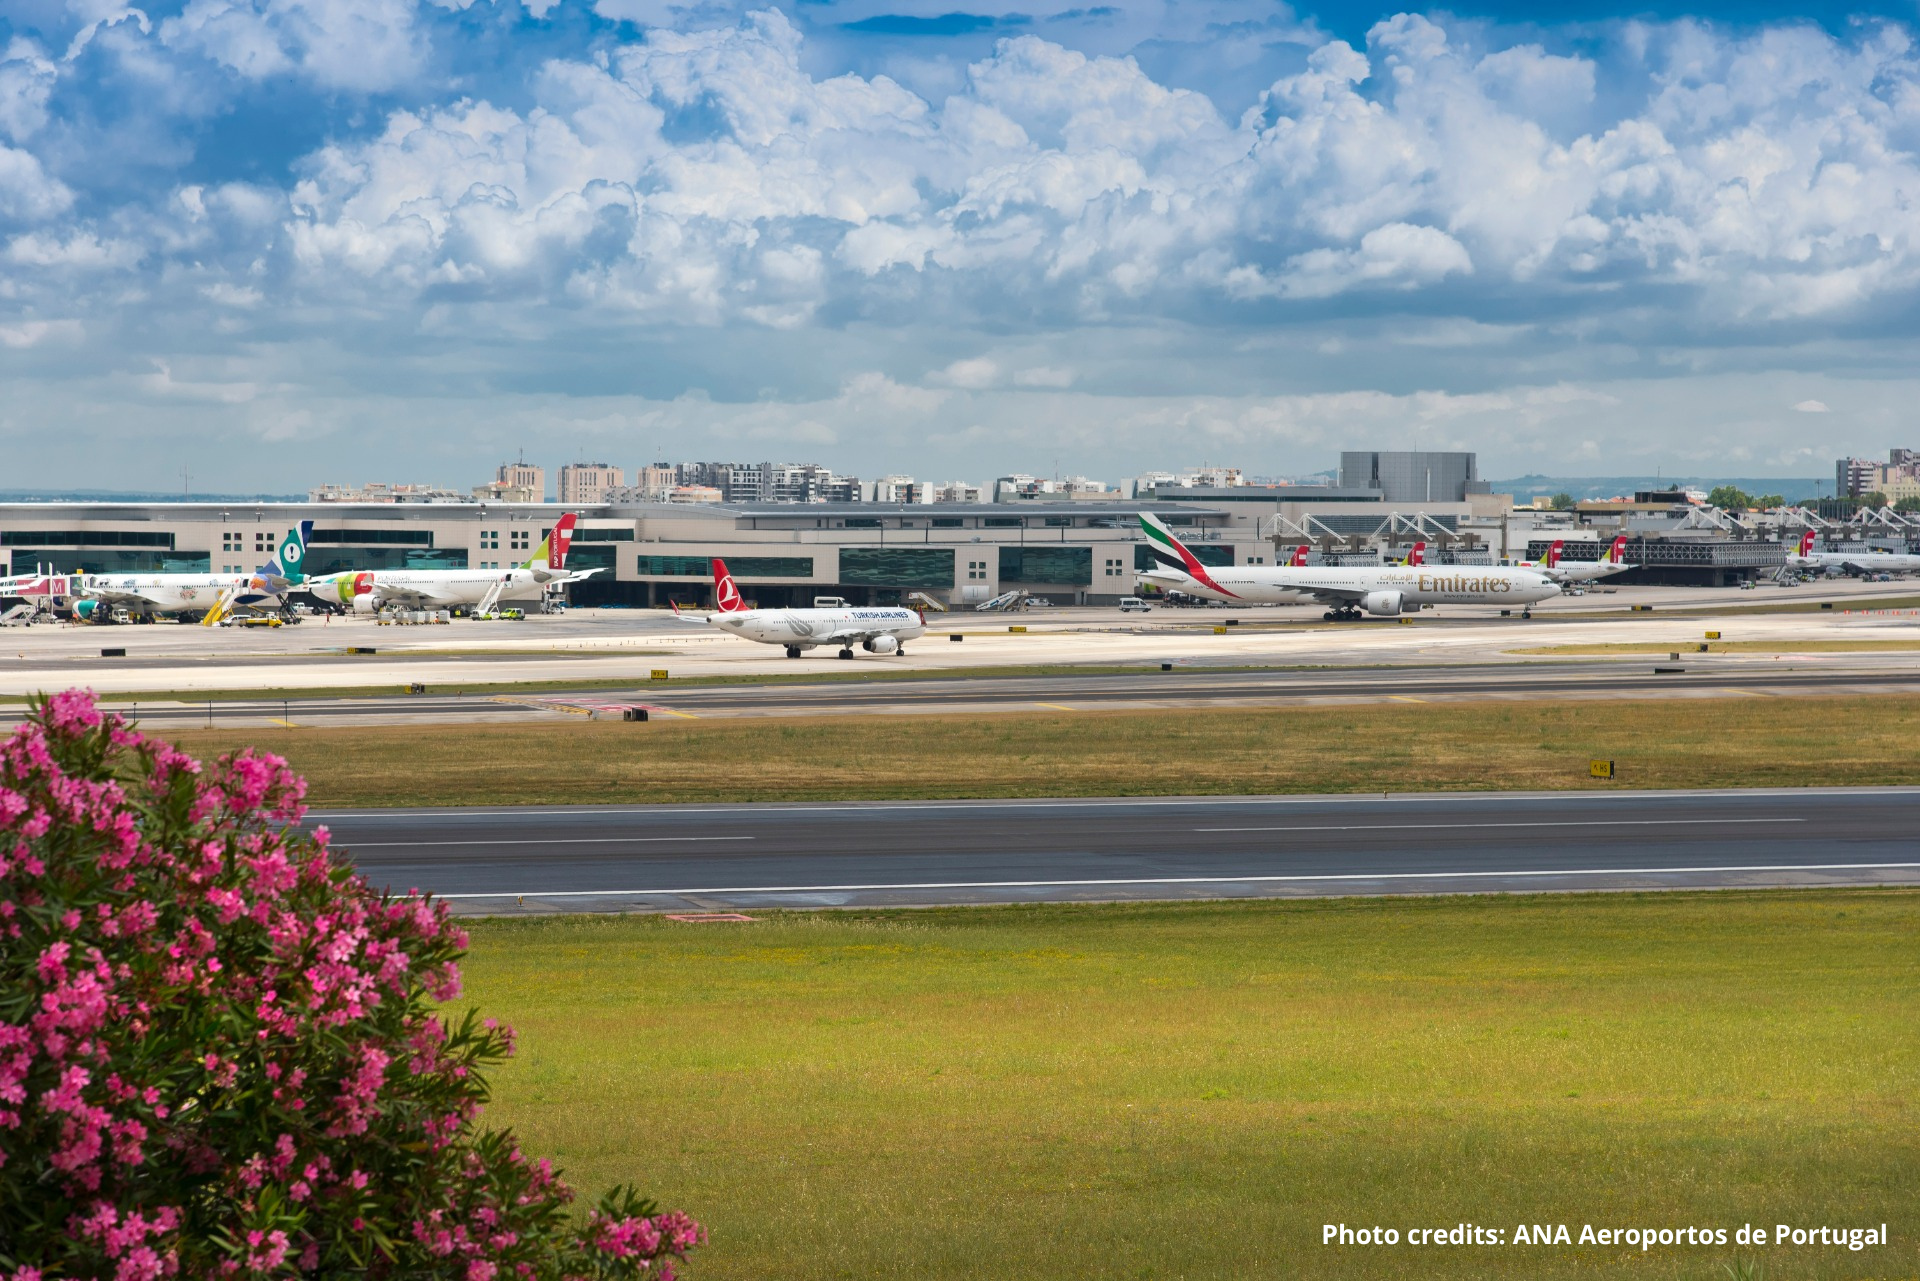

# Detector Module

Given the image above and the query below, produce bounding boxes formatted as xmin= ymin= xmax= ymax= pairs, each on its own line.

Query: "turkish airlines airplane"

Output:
xmin=299 ymin=513 xmax=596 ymax=612
xmin=1786 ymin=530 xmax=1920 ymax=576
xmin=1139 ymin=513 xmax=1561 ymax=619
xmin=677 ymin=559 xmax=926 ymax=658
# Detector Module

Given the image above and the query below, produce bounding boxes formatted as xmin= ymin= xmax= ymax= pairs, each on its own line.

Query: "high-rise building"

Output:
xmin=494 ymin=459 xmax=545 ymax=500
xmin=558 ymin=463 xmax=624 ymax=505
xmin=1339 ymin=451 xmax=1479 ymax=504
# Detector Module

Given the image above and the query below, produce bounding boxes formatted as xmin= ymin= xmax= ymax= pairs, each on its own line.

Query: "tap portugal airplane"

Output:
xmin=301 ymin=513 xmax=597 ymax=612
xmin=677 ymin=559 xmax=926 ymax=658
xmin=1138 ymin=513 xmax=1561 ymax=619
xmin=1786 ymin=530 xmax=1920 ymax=576
xmin=1522 ymin=536 xmax=1634 ymax=584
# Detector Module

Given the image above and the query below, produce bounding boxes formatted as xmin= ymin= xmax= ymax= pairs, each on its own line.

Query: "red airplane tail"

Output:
xmin=711 ymin=559 xmax=747 ymax=613
xmin=1290 ymin=545 xmax=1310 ymax=567
xmin=548 ymin=512 xmax=578 ymax=570
xmin=1405 ymin=541 xmax=1426 ymax=567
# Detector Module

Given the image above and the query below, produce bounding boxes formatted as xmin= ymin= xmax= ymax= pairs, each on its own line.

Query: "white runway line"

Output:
xmin=346 ymin=836 xmax=753 ymax=848
xmin=436 ymin=861 xmax=1920 ymax=899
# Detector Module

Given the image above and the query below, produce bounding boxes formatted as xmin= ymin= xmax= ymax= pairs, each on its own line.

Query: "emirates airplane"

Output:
xmin=677 ymin=559 xmax=926 ymax=658
xmin=1139 ymin=513 xmax=1561 ymax=619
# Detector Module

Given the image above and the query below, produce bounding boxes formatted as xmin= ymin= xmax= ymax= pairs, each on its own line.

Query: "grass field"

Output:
xmin=165 ymin=693 xmax=1920 ymax=806
xmin=458 ymin=892 xmax=1920 ymax=1280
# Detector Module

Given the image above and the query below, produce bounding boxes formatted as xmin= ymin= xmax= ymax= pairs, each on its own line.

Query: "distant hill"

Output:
xmin=0 ymin=490 xmax=306 ymax=503
xmin=1489 ymin=475 xmax=1825 ymax=503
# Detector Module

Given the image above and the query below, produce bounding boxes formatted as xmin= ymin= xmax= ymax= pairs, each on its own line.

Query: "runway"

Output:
xmin=312 ymin=787 xmax=1920 ymax=914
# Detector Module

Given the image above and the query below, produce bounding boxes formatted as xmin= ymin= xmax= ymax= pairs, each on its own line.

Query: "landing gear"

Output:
xmin=837 ymin=647 xmax=855 ymax=660
xmin=1322 ymin=607 xmax=1363 ymax=622
xmin=896 ymin=647 xmax=906 ymax=656
xmin=785 ymin=646 xmax=802 ymax=658
xmin=1522 ymin=608 xmax=1533 ymax=619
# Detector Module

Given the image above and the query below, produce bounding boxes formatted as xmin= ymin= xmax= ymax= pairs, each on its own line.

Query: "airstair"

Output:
xmin=0 ymin=603 xmax=35 ymax=626
xmin=975 ymin=590 xmax=1026 ymax=612
xmin=908 ymin=591 xmax=949 ymax=612
xmin=475 ymin=578 xmax=506 ymax=617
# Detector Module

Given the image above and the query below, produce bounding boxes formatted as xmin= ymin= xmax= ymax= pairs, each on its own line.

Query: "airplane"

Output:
xmin=1786 ymin=530 xmax=1920 ymax=577
xmin=1524 ymin=536 xmax=1633 ymax=585
xmin=299 ymin=513 xmax=597 ymax=613
xmin=73 ymin=522 xmax=312 ymax=623
xmin=1137 ymin=513 xmax=1561 ymax=619
xmin=676 ymin=558 xmax=926 ymax=658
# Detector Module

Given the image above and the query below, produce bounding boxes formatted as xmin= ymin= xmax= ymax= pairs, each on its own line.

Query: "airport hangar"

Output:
xmin=0 ymin=489 xmax=1792 ymax=610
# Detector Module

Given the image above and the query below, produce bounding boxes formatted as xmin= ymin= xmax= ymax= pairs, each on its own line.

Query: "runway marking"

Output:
xmin=1034 ymin=702 xmax=1078 ymax=712
xmin=269 ymin=718 xmax=300 ymax=729
xmin=641 ymin=705 xmax=700 ymax=720
xmin=1195 ymin=818 xmax=1804 ymax=834
xmin=307 ymin=788 xmax=1920 ymax=821
xmin=346 ymin=836 xmax=754 ymax=848
xmin=1387 ymin=695 xmax=1427 ymax=703
xmin=434 ymin=861 xmax=1920 ymax=899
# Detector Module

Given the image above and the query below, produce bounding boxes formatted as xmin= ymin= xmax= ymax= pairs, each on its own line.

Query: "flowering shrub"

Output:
xmin=0 ymin=690 xmax=702 ymax=1279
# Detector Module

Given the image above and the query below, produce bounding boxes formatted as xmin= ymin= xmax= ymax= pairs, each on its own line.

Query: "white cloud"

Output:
xmin=1793 ymin=399 xmax=1831 ymax=412
xmin=0 ymin=318 xmax=82 ymax=347
xmin=161 ymin=0 xmax=426 ymax=91
xmin=0 ymin=143 xmax=72 ymax=221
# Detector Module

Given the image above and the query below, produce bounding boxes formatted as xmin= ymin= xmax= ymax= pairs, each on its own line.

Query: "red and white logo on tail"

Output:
xmin=1797 ymin=530 xmax=1816 ymax=558
xmin=548 ymin=512 xmax=577 ymax=570
xmin=1547 ymin=539 xmax=1565 ymax=568
xmin=1604 ymin=535 xmax=1628 ymax=565
xmin=711 ymin=559 xmax=747 ymax=613
xmin=1289 ymin=545 xmax=1310 ymax=567
xmin=1405 ymin=542 xmax=1426 ymax=567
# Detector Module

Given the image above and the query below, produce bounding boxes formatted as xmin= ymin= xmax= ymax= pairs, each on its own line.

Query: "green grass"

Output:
xmin=458 ymin=892 xmax=1920 ymax=1280
xmin=169 ymin=693 xmax=1920 ymax=806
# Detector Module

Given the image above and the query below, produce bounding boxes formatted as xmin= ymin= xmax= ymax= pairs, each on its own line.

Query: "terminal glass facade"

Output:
xmin=308 ymin=528 xmax=433 ymax=545
xmin=838 ymin=548 xmax=955 ymax=587
xmin=1001 ymin=546 xmax=1092 ymax=584
xmin=306 ymin=548 xmax=468 ymax=574
xmin=1133 ymin=544 xmax=1233 ymax=570
xmin=6 ymin=550 xmax=209 ymax=574
xmin=635 ymin=555 xmax=814 ymax=577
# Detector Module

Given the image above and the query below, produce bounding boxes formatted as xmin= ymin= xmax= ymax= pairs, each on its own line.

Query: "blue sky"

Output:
xmin=4 ymin=0 xmax=1919 ymax=489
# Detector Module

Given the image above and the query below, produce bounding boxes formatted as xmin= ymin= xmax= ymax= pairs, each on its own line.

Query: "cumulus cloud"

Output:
xmin=1794 ymin=399 xmax=1831 ymax=412
xmin=7 ymin=2 xmax=1920 ymax=484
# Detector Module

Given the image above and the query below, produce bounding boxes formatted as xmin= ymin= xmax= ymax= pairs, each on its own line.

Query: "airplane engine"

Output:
xmin=1361 ymin=590 xmax=1405 ymax=617
xmin=863 ymin=634 xmax=900 ymax=654
xmin=351 ymin=594 xmax=382 ymax=615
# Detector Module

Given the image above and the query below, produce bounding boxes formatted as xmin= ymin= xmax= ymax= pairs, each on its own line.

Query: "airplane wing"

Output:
xmin=83 ymin=587 xmax=169 ymax=608
xmin=373 ymin=584 xmax=464 ymax=608
xmin=816 ymin=621 xmax=916 ymax=644
xmin=1298 ymin=586 xmax=1368 ymax=606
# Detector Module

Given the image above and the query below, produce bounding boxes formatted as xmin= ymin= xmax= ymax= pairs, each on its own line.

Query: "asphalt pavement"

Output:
xmin=311 ymin=788 xmax=1920 ymax=914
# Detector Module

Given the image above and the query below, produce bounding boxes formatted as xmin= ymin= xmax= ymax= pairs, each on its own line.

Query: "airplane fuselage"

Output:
xmin=1142 ymin=565 xmax=1561 ymax=609
xmin=305 ymin=567 xmax=566 ymax=609
xmin=81 ymin=573 xmax=282 ymax=613
xmin=708 ymin=606 xmax=926 ymax=649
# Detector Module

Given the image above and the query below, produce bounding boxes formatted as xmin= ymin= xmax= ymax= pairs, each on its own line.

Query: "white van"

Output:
xmin=1118 ymin=597 xmax=1153 ymax=613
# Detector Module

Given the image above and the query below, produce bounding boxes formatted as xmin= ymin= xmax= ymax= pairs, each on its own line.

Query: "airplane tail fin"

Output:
xmin=523 ymin=513 xmax=581 ymax=571
xmin=258 ymin=520 xmax=313 ymax=585
xmin=711 ymin=558 xmax=747 ymax=613
xmin=1797 ymin=530 xmax=1815 ymax=557
xmin=1604 ymin=535 xmax=1628 ymax=565
xmin=1137 ymin=512 xmax=1237 ymax=597
xmin=1290 ymin=544 xmax=1310 ymax=567
xmin=1547 ymin=539 xmax=1565 ymax=568
xmin=1403 ymin=541 xmax=1426 ymax=567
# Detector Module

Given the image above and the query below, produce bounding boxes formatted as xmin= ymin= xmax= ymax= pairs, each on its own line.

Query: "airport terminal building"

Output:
xmin=0 ymin=500 xmax=1267 ymax=608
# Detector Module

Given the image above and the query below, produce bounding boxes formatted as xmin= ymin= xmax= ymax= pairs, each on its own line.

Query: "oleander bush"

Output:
xmin=0 ymin=690 xmax=701 ymax=1280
